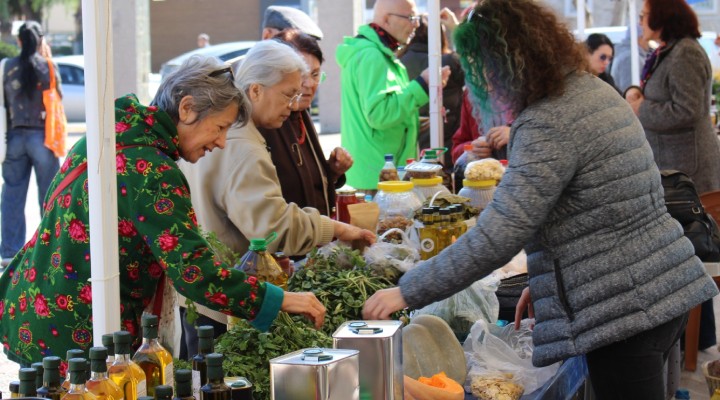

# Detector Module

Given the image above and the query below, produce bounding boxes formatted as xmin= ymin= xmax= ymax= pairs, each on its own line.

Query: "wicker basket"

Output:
xmin=702 ymin=361 xmax=720 ymax=396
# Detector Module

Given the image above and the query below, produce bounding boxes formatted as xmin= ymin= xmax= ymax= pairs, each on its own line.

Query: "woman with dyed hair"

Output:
xmin=363 ymin=0 xmax=716 ymax=397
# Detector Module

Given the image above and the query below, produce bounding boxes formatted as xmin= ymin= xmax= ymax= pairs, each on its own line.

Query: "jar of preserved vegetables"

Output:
xmin=374 ymin=181 xmax=422 ymax=239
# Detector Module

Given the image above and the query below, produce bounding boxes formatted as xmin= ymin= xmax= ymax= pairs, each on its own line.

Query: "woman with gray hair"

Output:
xmin=180 ymin=40 xmax=375 ymax=353
xmin=0 ymin=55 xmax=327 ymax=366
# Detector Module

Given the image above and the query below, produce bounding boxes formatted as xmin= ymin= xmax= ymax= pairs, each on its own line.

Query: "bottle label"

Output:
xmin=192 ymin=370 xmax=201 ymax=400
xmin=164 ymin=363 xmax=174 ymax=387
xmin=420 ymin=238 xmax=435 ymax=253
xmin=136 ymin=380 xmax=147 ymax=398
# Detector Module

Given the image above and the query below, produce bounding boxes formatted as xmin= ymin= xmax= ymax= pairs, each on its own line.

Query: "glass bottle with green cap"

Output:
xmin=60 ymin=358 xmax=92 ymax=400
xmin=133 ymin=314 xmax=174 ymax=396
xmin=63 ymin=349 xmax=86 ymax=391
xmin=192 ymin=326 xmax=214 ymax=400
xmin=18 ymin=367 xmax=38 ymax=397
xmin=109 ymin=331 xmax=147 ymax=400
xmin=38 ymin=356 xmax=67 ymax=400
xmin=102 ymin=334 xmax=115 ymax=368
xmin=33 ymin=361 xmax=45 ymax=391
xmin=173 ymin=370 xmax=194 ymax=400
xmin=154 ymin=385 xmax=173 ymax=400
xmin=86 ymin=347 xmax=122 ymax=400
xmin=199 ymin=354 xmax=230 ymax=400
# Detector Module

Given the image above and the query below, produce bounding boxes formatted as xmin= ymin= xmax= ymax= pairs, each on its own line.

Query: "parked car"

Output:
xmin=159 ymin=41 xmax=257 ymax=80
xmin=54 ymin=55 xmax=85 ymax=122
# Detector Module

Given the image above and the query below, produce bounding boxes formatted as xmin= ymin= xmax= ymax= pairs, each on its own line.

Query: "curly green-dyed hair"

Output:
xmin=454 ymin=0 xmax=588 ymax=119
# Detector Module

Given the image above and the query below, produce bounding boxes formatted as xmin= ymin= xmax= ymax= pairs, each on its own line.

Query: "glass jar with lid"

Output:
xmin=411 ymin=176 xmax=450 ymax=203
xmin=336 ymin=187 xmax=358 ymax=224
xmin=457 ymin=179 xmax=496 ymax=211
xmin=374 ymin=181 xmax=422 ymax=238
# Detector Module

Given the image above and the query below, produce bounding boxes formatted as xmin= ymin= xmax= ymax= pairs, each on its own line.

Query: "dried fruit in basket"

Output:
xmin=470 ymin=373 xmax=524 ymax=400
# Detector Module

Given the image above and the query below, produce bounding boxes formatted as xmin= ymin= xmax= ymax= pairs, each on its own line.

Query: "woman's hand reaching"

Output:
xmin=333 ymin=221 xmax=376 ymax=246
xmin=281 ymin=291 xmax=326 ymax=329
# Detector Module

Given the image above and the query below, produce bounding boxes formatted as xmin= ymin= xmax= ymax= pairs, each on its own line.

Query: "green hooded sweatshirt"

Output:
xmin=336 ymin=24 xmax=429 ymax=190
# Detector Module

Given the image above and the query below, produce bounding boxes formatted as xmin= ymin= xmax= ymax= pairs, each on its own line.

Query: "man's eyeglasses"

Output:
xmin=209 ymin=66 xmax=234 ymax=80
xmin=388 ymin=13 xmax=421 ymax=23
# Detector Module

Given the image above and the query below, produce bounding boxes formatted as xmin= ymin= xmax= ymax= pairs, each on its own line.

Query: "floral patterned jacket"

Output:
xmin=0 ymin=95 xmax=283 ymax=365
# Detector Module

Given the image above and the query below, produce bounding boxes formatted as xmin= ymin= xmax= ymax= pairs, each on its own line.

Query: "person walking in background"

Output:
xmin=585 ymin=33 xmax=620 ymax=93
xmin=363 ymin=1 xmax=717 ymax=398
xmin=611 ymin=25 xmax=650 ymax=93
xmin=336 ymin=0 xmax=450 ymax=192
xmin=400 ymin=13 xmax=465 ymax=169
xmin=261 ymin=5 xmax=323 ymax=41
xmin=197 ymin=33 xmax=210 ymax=48
xmin=259 ymin=29 xmax=352 ymax=218
xmin=1 ymin=21 xmax=61 ymax=267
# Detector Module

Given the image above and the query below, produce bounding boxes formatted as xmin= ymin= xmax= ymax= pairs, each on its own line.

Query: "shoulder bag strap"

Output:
xmin=44 ymin=144 xmax=142 ymax=212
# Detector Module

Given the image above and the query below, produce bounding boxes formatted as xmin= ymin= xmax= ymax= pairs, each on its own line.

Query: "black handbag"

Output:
xmin=496 ymin=273 xmax=529 ymax=322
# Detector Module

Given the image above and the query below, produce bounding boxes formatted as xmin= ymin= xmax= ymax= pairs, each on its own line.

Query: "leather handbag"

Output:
xmin=42 ymin=58 xmax=67 ymax=157
xmin=0 ymin=58 xmax=8 ymax=163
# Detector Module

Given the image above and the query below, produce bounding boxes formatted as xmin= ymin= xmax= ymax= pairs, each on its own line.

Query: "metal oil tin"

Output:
xmin=332 ymin=321 xmax=404 ymax=400
xmin=224 ymin=377 xmax=253 ymax=400
xmin=269 ymin=348 xmax=359 ymax=400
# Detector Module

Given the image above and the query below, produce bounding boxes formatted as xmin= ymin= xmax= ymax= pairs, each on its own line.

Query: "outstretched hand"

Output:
xmin=363 ymin=287 xmax=408 ymax=320
xmin=334 ymin=221 xmax=376 ymax=246
xmin=281 ymin=291 xmax=326 ymax=329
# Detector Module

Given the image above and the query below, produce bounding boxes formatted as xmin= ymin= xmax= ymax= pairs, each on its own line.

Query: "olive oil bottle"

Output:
xmin=63 ymin=349 xmax=86 ymax=391
xmin=102 ymin=334 xmax=115 ymax=369
xmin=18 ymin=367 xmax=37 ymax=397
xmin=154 ymin=385 xmax=173 ymax=400
xmin=132 ymin=314 xmax=174 ymax=396
xmin=87 ymin=347 xmax=123 ymax=400
xmin=33 ymin=362 xmax=45 ymax=391
xmin=109 ymin=331 xmax=147 ymax=400
xmin=38 ymin=356 xmax=67 ymax=400
xmin=192 ymin=326 xmax=214 ymax=400
xmin=173 ymin=370 xmax=194 ymax=400
xmin=60 ymin=358 xmax=96 ymax=400
xmin=199 ymin=354 xmax=230 ymax=400
xmin=419 ymin=208 xmax=438 ymax=260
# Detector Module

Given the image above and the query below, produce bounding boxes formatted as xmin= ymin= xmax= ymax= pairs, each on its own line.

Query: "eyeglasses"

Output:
xmin=309 ymin=70 xmax=327 ymax=84
xmin=599 ymin=54 xmax=613 ymax=62
xmin=209 ymin=66 xmax=234 ymax=80
xmin=281 ymin=91 xmax=304 ymax=108
xmin=638 ymin=12 xmax=646 ymax=22
xmin=388 ymin=13 xmax=421 ymax=23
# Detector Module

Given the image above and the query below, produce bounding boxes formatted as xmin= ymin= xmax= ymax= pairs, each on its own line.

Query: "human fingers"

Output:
xmin=514 ymin=287 xmax=532 ymax=330
xmin=362 ymin=287 xmax=407 ymax=320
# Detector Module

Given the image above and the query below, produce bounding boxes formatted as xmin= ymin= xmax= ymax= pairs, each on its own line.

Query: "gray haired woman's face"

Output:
xmin=176 ymin=96 xmax=240 ymax=163
xmin=247 ymin=70 xmax=303 ymax=129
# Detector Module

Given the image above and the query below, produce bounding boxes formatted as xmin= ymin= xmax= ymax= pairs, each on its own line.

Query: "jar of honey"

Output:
xmin=336 ymin=188 xmax=359 ymax=224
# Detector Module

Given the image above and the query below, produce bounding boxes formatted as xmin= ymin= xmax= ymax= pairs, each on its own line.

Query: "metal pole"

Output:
xmin=82 ymin=0 xmax=121 ymax=345
xmin=577 ymin=0 xmax=586 ymax=41
xmin=427 ymin=0 xmax=443 ymax=149
xmin=629 ymin=0 xmax=641 ymax=85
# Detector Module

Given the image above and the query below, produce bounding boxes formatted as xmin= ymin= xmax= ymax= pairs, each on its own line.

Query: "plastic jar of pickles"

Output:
xmin=457 ymin=179 xmax=496 ymax=211
xmin=411 ymin=176 xmax=450 ymax=202
xmin=374 ymin=181 xmax=422 ymax=238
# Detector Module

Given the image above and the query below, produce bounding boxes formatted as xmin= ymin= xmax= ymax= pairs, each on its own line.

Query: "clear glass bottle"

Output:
xmin=192 ymin=326 xmax=214 ymax=400
xmin=154 ymin=385 xmax=173 ymax=400
xmin=87 ymin=347 xmax=123 ymax=400
xmin=60 ymin=358 xmax=96 ymax=400
xmin=18 ymin=367 xmax=38 ymax=397
xmin=38 ymin=356 xmax=67 ymax=400
xmin=132 ymin=315 xmax=173 ymax=397
xmin=173 ymin=370 xmax=194 ymax=400
xmin=379 ymin=154 xmax=399 ymax=181
xmin=33 ymin=361 xmax=45 ymax=391
xmin=102 ymin=334 xmax=115 ymax=370
xmin=109 ymin=331 xmax=147 ymax=400
xmin=63 ymin=349 xmax=86 ymax=391
xmin=199 ymin=354 xmax=230 ymax=400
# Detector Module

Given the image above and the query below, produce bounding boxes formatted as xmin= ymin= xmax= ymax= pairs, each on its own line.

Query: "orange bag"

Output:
xmin=42 ymin=58 xmax=67 ymax=157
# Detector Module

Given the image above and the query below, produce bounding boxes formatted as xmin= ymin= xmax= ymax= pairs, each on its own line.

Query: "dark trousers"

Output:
xmin=586 ymin=313 xmax=688 ymax=400
xmin=179 ymin=307 xmax=227 ymax=360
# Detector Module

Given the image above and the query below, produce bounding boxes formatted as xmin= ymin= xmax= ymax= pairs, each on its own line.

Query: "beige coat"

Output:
xmin=179 ymin=120 xmax=335 ymax=322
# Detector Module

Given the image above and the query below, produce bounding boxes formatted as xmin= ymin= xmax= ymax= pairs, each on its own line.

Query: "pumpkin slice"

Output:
xmin=404 ymin=373 xmax=464 ymax=400
xmin=402 ymin=314 xmax=467 ymax=383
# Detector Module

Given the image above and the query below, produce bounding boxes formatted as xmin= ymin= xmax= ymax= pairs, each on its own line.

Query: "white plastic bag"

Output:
xmin=463 ymin=319 xmax=560 ymax=395
xmin=414 ymin=277 xmax=500 ymax=342
xmin=364 ymin=228 xmax=420 ymax=281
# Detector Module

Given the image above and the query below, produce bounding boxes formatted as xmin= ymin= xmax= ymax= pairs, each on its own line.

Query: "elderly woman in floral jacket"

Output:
xmin=0 ymin=56 xmax=326 ymax=366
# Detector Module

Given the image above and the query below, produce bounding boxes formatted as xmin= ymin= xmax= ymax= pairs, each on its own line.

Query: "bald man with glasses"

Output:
xmin=337 ymin=0 xmax=451 ymax=193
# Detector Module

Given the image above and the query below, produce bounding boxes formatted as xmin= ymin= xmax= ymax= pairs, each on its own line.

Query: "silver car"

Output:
xmin=54 ymin=55 xmax=85 ymax=122
xmin=159 ymin=41 xmax=257 ymax=80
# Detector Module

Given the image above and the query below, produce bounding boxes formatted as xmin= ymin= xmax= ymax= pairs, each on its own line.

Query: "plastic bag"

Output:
xmin=463 ymin=319 xmax=560 ymax=395
xmin=365 ymin=228 xmax=420 ymax=283
xmin=414 ymin=277 xmax=500 ymax=342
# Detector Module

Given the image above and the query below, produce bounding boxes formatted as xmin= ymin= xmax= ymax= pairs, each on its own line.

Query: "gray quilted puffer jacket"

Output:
xmin=399 ymin=71 xmax=718 ymax=367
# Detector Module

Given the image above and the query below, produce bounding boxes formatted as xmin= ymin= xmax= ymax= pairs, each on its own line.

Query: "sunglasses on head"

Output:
xmin=209 ymin=66 xmax=234 ymax=80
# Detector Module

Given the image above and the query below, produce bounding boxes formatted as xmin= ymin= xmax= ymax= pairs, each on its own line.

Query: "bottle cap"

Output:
xmin=175 ymin=370 xmax=193 ymax=398
xmin=101 ymin=333 xmax=114 ymax=350
xmin=364 ymin=194 xmax=373 ymax=202
xmin=32 ymin=362 xmax=44 ymax=386
xmin=248 ymin=232 xmax=278 ymax=251
xmin=19 ymin=367 xmax=36 ymax=382
xmin=18 ymin=368 xmax=36 ymax=396
xmin=155 ymin=385 xmax=174 ymax=399
xmin=9 ymin=381 xmax=19 ymax=394
xmin=175 ymin=369 xmax=191 ymax=383
xmin=406 ymin=158 xmax=415 ymax=165
xmin=141 ymin=313 xmax=159 ymax=328
xmin=499 ymin=159 xmax=508 ymax=167
xmin=206 ymin=353 xmax=225 ymax=381
xmin=464 ymin=144 xmax=473 ymax=151
xmin=43 ymin=356 xmax=61 ymax=369
xmin=440 ymin=208 xmax=451 ymax=215
xmin=66 ymin=349 xmax=85 ymax=362
xmin=113 ymin=331 xmax=132 ymax=354
xmin=463 ymin=179 xmax=496 ymax=188
xmin=197 ymin=325 xmax=215 ymax=339
xmin=384 ymin=154 xmax=394 ymax=162
xmin=89 ymin=347 xmax=108 ymax=373
xmin=410 ymin=176 xmax=442 ymax=187
xmin=377 ymin=181 xmax=413 ymax=192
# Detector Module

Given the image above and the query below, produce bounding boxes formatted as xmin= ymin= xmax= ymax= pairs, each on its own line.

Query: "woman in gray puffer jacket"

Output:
xmin=363 ymin=1 xmax=718 ymax=398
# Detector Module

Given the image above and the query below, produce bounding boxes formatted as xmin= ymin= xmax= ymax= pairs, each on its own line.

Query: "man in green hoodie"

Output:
xmin=336 ymin=0 xmax=450 ymax=191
